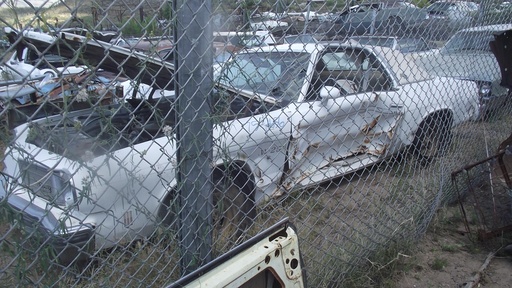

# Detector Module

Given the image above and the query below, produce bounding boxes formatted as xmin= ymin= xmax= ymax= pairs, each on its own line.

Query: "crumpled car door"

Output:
xmin=285 ymin=91 xmax=402 ymax=186
xmin=284 ymin=48 xmax=403 ymax=187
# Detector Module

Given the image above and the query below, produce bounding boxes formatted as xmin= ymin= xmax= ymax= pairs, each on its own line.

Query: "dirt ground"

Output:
xmin=395 ymin=205 xmax=512 ymax=288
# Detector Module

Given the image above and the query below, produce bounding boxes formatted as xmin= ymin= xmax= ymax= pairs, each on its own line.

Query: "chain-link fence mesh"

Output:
xmin=0 ymin=0 xmax=511 ymax=286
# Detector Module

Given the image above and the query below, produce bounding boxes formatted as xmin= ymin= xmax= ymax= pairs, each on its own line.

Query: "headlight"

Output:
xmin=478 ymin=83 xmax=491 ymax=97
xmin=19 ymin=160 xmax=77 ymax=208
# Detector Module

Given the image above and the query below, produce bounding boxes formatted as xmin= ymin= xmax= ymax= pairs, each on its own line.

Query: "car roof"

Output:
xmin=240 ymin=42 xmax=430 ymax=84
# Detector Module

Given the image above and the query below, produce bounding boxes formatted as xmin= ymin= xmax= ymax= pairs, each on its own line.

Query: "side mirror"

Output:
xmin=320 ymin=86 xmax=341 ymax=104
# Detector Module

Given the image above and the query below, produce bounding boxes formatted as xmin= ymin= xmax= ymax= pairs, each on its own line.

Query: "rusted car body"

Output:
xmin=334 ymin=0 xmax=429 ymax=35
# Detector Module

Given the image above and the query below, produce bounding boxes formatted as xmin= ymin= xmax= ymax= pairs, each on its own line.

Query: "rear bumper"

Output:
xmin=479 ymin=89 xmax=510 ymax=119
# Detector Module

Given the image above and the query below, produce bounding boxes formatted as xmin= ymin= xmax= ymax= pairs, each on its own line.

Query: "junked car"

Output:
xmin=415 ymin=23 xmax=512 ymax=119
xmin=424 ymin=1 xmax=478 ymax=26
xmin=347 ymin=35 xmax=436 ymax=56
xmin=0 ymin=35 xmax=480 ymax=265
xmin=0 ymin=70 xmax=131 ymax=129
xmin=1 ymin=28 xmax=86 ymax=82
xmin=0 ymin=30 xmax=175 ymax=129
xmin=422 ymin=1 xmax=480 ymax=40
xmin=333 ymin=0 xmax=429 ymax=36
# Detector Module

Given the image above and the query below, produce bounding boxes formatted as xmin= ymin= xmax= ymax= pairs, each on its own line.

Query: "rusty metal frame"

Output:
xmin=451 ymin=149 xmax=512 ymax=241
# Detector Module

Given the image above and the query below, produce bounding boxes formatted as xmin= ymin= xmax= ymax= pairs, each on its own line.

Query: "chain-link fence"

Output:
xmin=0 ymin=0 xmax=511 ymax=286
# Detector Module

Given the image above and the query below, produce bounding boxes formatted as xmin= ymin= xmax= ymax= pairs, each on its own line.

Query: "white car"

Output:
xmin=1 ymin=29 xmax=86 ymax=82
xmin=0 ymin=40 xmax=480 ymax=265
xmin=425 ymin=1 xmax=479 ymax=26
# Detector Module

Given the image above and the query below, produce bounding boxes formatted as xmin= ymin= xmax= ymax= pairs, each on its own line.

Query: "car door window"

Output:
xmin=330 ymin=48 xmax=390 ymax=91
xmin=306 ymin=48 xmax=364 ymax=100
xmin=360 ymin=54 xmax=391 ymax=92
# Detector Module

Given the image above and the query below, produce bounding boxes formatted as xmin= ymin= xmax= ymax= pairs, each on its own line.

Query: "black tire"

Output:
xmin=212 ymin=170 xmax=256 ymax=247
xmin=412 ymin=113 xmax=453 ymax=166
xmin=158 ymin=191 xmax=179 ymax=231
xmin=158 ymin=168 xmax=256 ymax=247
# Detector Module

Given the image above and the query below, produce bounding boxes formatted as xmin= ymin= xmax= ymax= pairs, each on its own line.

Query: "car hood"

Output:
xmin=415 ymin=52 xmax=501 ymax=82
xmin=490 ymin=29 xmax=512 ymax=89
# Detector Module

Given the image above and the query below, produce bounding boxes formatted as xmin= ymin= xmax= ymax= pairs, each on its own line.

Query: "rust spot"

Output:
xmin=387 ymin=130 xmax=394 ymax=139
xmin=302 ymin=142 xmax=321 ymax=157
xmin=355 ymin=145 xmax=368 ymax=154
xmin=367 ymin=144 xmax=388 ymax=156
xmin=302 ymin=146 xmax=310 ymax=157
xmin=361 ymin=115 xmax=381 ymax=134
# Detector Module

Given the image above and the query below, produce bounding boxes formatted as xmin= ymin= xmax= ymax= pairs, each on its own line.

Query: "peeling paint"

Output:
xmin=361 ymin=115 xmax=381 ymax=134
xmin=254 ymin=167 xmax=261 ymax=178
xmin=368 ymin=144 xmax=388 ymax=156
xmin=387 ymin=130 xmax=394 ymax=139
xmin=356 ymin=146 xmax=368 ymax=154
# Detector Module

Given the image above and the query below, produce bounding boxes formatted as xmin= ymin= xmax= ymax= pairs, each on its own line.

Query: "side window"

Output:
xmin=361 ymin=54 xmax=392 ymax=92
xmin=307 ymin=49 xmax=365 ymax=100
xmin=324 ymin=49 xmax=392 ymax=93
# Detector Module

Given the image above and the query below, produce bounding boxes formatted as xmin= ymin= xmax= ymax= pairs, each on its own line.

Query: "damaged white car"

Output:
xmin=0 ymin=36 xmax=480 ymax=265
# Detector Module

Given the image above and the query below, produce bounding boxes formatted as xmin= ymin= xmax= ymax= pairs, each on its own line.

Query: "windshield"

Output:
xmin=442 ymin=31 xmax=495 ymax=53
xmin=219 ymin=51 xmax=310 ymax=103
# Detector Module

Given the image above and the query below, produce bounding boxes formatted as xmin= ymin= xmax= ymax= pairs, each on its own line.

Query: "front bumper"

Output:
xmin=1 ymin=186 xmax=94 ymax=266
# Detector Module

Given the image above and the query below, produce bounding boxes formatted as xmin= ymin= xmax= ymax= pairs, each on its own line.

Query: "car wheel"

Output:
xmin=412 ymin=112 xmax=453 ymax=166
xmin=158 ymin=191 xmax=179 ymax=231
xmin=212 ymin=171 xmax=256 ymax=248
xmin=158 ymin=169 xmax=256 ymax=248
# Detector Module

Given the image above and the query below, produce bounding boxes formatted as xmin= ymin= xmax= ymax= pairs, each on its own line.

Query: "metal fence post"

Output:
xmin=174 ymin=0 xmax=214 ymax=275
